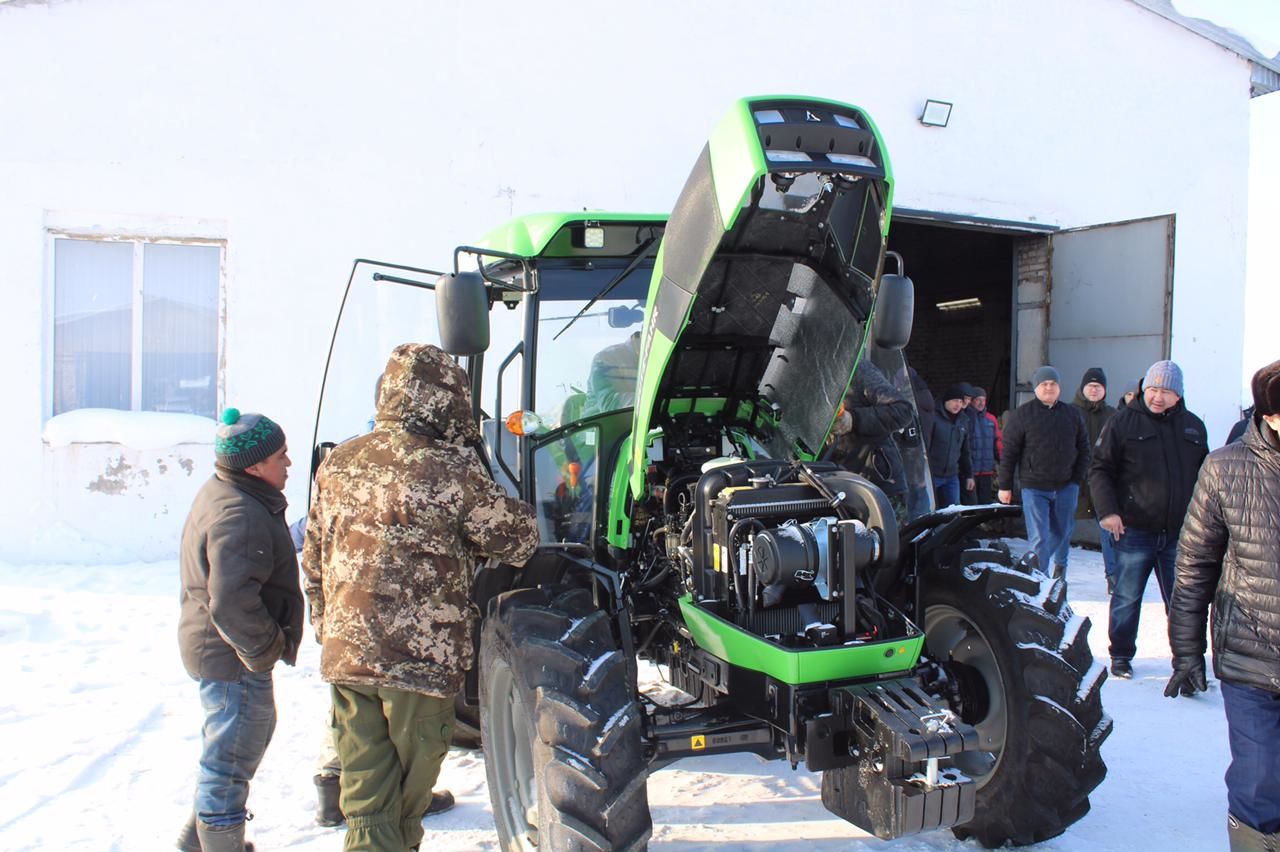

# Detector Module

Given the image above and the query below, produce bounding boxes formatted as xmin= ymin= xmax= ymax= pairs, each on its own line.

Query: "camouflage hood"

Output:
xmin=373 ymin=343 xmax=479 ymax=444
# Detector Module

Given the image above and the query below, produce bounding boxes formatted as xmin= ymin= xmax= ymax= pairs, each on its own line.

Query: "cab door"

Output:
xmin=311 ymin=260 xmax=444 ymax=486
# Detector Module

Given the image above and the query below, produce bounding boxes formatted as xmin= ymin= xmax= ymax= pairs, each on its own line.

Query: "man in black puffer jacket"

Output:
xmin=1068 ymin=367 xmax=1118 ymax=589
xmin=1167 ymin=359 xmax=1280 ymax=851
xmin=1090 ymin=360 xmax=1209 ymax=679
xmin=927 ymin=384 xmax=973 ymax=508
xmin=998 ymin=366 xmax=1090 ymax=577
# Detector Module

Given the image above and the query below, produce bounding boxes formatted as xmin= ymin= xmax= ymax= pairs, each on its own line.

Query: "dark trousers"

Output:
xmin=1221 ymin=680 xmax=1280 ymax=834
xmin=195 ymin=671 xmax=277 ymax=826
xmin=973 ymin=473 xmax=995 ymax=504
xmin=1106 ymin=527 xmax=1176 ymax=661
xmin=1098 ymin=521 xmax=1118 ymax=592
xmin=332 ymin=684 xmax=455 ymax=852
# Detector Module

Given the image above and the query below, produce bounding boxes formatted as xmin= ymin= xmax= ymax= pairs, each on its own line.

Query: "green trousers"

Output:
xmin=331 ymin=684 xmax=455 ymax=852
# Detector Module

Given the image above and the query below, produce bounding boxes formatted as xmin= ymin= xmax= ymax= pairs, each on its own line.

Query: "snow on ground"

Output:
xmin=0 ymin=544 xmax=1231 ymax=851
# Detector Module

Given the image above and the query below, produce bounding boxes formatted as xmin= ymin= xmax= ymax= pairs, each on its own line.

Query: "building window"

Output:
xmin=52 ymin=237 xmax=222 ymax=419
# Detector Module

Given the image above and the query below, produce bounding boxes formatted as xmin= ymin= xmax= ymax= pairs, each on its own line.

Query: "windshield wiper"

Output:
xmin=552 ymin=237 xmax=659 ymax=341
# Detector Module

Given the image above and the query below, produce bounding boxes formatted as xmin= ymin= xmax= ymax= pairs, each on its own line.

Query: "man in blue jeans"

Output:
xmin=998 ymin=366 xmax=1090 ymax=577
xmin=177 ymin=410 xmax=303 ymax=851
xmin=1089 ymin=360 xmax=1208 ymax=679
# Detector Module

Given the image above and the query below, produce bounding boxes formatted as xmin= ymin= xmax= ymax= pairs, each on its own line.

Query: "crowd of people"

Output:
xmin=173 ymin=343 xmax=1280 ymax=851
xmin=902 ymin=357 xmax=1280 ymax=850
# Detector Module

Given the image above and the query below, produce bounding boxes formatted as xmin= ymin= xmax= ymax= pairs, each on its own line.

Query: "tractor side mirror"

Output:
xmin=607 ymin=305 xmax=645 ymax=328
xmin=873 ymin=273 xmax=914 ymax=350
xmin=311 ymin=441 xmax=336 ymax=479
xmin=435 ymin=271 xmax=491 ymax=355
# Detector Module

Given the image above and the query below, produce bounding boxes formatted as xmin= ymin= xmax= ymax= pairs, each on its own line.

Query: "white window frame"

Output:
xmin=43 ymin=214 xmax=228 ymax=422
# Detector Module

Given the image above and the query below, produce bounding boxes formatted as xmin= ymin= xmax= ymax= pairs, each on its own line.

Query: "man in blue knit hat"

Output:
xmin=1090 ymin=360 xmax=1208 ymax=679
xmin=176 ymin=409 xmax=303 ymax=852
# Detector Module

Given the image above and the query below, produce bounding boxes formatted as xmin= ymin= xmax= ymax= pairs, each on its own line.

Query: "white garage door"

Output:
xmin=1048 ymin=215 xmax=1174 ymax=402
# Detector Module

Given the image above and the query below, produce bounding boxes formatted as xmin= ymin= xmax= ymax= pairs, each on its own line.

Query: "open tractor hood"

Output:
xmin=628 ymin=96 xmax=895 ymax=496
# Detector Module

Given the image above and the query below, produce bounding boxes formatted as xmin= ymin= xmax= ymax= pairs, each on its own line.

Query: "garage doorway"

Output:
xmin=889 ymin=216 xmax=1035 ymax=420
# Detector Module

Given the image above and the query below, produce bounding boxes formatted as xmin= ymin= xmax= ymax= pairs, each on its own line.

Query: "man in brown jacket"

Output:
xmin=303 ymin=343 xmax=539 ymax=852
xmin=177 ymin=409 xmax=303 ymax=852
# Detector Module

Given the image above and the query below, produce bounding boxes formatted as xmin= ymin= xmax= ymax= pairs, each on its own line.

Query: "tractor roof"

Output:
xmin=474 ymin=213 xmax=667 ymax=260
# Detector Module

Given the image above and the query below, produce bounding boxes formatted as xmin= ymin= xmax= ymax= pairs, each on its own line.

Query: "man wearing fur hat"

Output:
xmin=998 ymin=366 xmax=1091 ymax=578
xmin=1167 ymin=359 xmax=1280 ymax=849
xmin=1089 ymin=359 xmax=1208 ymax=679
xmin=177 ymin=410 xmax=303 ymax=852
xmin=303 ymin=343 xmax=539 ymax=852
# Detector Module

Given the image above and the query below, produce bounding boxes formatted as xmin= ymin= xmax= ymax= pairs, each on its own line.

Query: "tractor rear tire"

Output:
xmin=480 ymin=584 xmax=651 ymax=852
xmin=922 ymin=546 xmax=1112 ymax=848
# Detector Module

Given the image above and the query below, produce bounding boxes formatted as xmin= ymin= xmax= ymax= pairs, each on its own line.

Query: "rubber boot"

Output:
xmin=196 ymin=820 xmax=255 ymax=852
xmin=315 ymin=773 xmax=345 ymax=827
xmin=176 ymin=812 xmax=200 ymax=852
xmin=1229 ymin=813 xmax=1280 ymax=852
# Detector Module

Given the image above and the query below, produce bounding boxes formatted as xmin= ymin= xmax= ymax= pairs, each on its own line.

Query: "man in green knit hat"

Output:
xmin=176 ymin=409 xmax=303 ymax=852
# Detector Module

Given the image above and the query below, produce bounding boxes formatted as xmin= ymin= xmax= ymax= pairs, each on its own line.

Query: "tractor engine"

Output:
xmin=684 ymin=457 xmax=907 ymax=649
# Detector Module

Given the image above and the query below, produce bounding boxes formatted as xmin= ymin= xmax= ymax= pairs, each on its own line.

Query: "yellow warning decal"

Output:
xmin=691 ymin=735 xmax=706 ymax=750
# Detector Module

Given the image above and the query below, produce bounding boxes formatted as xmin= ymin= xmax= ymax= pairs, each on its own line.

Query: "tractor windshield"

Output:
xmin=529 ymin=260 xmax=653 ymax=427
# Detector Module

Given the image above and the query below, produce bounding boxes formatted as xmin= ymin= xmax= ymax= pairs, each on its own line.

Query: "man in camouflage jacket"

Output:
xmin=303 ymin=343 xmax=538 ymax=852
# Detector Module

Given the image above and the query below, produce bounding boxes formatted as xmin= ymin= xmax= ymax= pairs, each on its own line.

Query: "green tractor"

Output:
xmin=314 ymin=96 xmax=1111 ymax=850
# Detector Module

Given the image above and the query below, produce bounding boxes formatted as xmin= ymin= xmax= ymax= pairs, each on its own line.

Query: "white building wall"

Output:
xmin=0 ymin=0 xmax=1256 ymax=560
xmin=1244 ymin=91 xmax=1280 ymax=404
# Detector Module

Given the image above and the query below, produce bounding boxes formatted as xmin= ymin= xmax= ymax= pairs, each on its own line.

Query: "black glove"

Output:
xmin=1164 ymin=655 xmax=1208 ymax=697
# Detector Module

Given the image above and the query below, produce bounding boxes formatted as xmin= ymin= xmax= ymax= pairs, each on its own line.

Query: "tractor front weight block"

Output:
xmin=815 ymin=679 xmax=978 ymax=840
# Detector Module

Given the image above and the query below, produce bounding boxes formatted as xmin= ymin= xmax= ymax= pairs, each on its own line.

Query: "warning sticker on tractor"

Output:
xmin=691 ymin=735 xmax=706 ymax=750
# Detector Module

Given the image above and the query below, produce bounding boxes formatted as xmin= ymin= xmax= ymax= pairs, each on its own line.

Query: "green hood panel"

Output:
xmin=678 ymin=595 xmax=923 ymax=684
xmin=707 ymin=95 xmax=895 ymax=232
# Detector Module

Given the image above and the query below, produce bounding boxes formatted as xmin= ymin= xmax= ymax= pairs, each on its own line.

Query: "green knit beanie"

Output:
xmin=215 ymin=408 xmax=285 ymax=470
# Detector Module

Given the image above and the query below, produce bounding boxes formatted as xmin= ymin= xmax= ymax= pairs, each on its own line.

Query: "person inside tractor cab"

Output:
xmin=582 ymin=330 xmax=641 ymax=417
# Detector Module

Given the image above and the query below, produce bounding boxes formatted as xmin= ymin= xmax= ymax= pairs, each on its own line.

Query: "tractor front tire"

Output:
xmin=480 ymin=585 xmax=651 ymax=852
xmin=922 ymin=546 xmax=1112 ymax=848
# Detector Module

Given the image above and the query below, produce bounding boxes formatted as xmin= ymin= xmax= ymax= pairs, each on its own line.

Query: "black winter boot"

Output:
xmin=1110 ymin=658 xmax=1133 ymax=679
xmin=1229 ymin=813 xmax=1280 ymax=851
xmin=425 ymin=789 xmax=455 ymax=817
xmin=315 ymin=773 xmax=345 ymax=827
xmin=176 ymin=812 xmax=200 ymax=852
xmin=196 ymin=820 xmax=255 ymax=852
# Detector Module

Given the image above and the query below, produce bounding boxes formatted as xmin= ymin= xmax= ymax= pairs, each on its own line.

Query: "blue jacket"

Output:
xmin=969 ymin=410 xmax=1001 ymax=475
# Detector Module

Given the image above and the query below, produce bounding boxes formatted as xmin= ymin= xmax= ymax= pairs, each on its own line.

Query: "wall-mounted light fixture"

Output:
xmin=919 ymin=99 xmax=953 ymax=127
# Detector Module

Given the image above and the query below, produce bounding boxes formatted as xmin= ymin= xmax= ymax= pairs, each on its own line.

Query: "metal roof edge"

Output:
xmin=1127 ymin=0 xmax=1280 ymax=94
